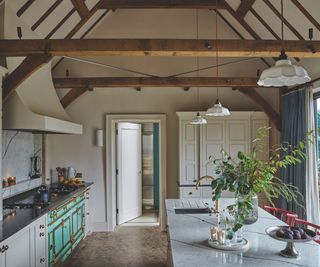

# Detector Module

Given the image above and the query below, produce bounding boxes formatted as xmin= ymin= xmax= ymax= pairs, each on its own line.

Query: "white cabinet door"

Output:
xmin=2 ymin=227 xmax=32 ymax=267
xmin=32 ymin=216 xmax=47 ymax=267
xmin=226 ymin=120 xmax=250 ymax=158
xmin=200 ymin=121 xmax=225 ymax=184
xmin=180 ymin=121 xmax=198 ymax=185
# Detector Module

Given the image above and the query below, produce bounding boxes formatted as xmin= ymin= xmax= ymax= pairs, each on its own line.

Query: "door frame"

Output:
xmin=106 ymin=114 xmax=167 ymax=231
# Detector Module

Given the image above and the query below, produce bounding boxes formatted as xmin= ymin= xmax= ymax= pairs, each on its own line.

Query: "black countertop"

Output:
xmin=0 ymin=182 xmax=94 ymax=242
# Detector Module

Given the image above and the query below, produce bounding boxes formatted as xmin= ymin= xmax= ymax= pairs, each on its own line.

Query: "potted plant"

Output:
xmin=197 ymin=127 xmax=307 ymax=238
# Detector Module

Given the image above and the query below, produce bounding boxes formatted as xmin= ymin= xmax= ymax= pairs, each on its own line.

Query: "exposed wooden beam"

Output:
xmin=1 ymin=39 xmax=320 ymax=58
xmin=215 ymin=10 xmax=270 ymax=67
xmin=17 ymin=0 xmax=35 ymax=17
xmin=31 ymin=0 xmax=63 ymax=31
xmin=224 ymin=1 xmax=260 ymax=40
xmin=282 ymin=76 xmax=320 ymax=94
xmin=263 ymin=0 xmax=304 ymax=40
xmin=60 ymin=87 xmax=87 ymax=108
xmin=53 ymin=77 xmax=260 ymax=88
xmin=45 ymin=8 xmax=77 ymax=39
xmin=235 ymin=87 xmax=281 ymax=131
xmin=52 ymin=9 xmax=110 ymax=71
xmin=249 ymin=7 xmax=300 ymax=62
xmin=291 ymin=0 xmax=320 ymax=32
xmin=236 ymin=0 xmax=256 ymax=18
xmin=80 ymin=9 xmax=111 ymax=38
xmin=71 ymin=0 xmax=90 ymax=19
xmin=100 ymin=0 xmax=226 ymax=9
xmin=249 ymin=8 xmax=278 ymax=40
xmin=65 ymin=1 xmax=101 ymax=39
xmin=2 ymin=54 xmax=52 ymax=101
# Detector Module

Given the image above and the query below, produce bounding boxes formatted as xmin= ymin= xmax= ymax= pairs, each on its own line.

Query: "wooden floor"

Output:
xmin=63 ymin=226 xmax=167 ymax=267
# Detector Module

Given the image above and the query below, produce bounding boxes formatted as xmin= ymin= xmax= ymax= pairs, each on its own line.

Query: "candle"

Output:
xmin=217 ymin=229 xmax=227 ymax=245
xmin=210 ymin=226 xmax=218 ymax=241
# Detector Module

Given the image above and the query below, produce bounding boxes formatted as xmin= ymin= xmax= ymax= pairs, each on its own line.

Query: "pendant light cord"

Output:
xmin=281 ymin=0 xmax=284 ymax=41
xmin=196 ymin=9 xmax=200 ymax=112
xmin=215 ymin=0 xmax=219 ymax=101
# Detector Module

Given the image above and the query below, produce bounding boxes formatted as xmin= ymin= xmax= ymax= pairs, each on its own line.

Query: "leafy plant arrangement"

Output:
xmin=197 ymin=127 xmax=307 ymax=237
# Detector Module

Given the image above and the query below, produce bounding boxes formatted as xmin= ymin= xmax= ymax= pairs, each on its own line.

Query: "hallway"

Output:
xmin=63 ymin=226 xmax=167 ymax=267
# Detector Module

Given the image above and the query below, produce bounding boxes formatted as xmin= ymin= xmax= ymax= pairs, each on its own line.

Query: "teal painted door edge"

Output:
xmin=153 ymin=123 xmax=160 ymax=211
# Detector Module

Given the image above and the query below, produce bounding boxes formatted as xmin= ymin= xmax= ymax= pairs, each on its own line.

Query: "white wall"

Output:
xmin=47 ymin=86 xmax=280 ymax=230
xmin=48 ymin=8 xmax=282 ymax=231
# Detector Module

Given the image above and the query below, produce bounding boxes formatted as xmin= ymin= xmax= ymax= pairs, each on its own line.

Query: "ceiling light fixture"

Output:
xmin=206 ymin=1 xmax=230 ymax=117
xmin=190 ymin=9 xmax=207 ymax=125
xmin=257 ymin=0 xmax=310 ymax=87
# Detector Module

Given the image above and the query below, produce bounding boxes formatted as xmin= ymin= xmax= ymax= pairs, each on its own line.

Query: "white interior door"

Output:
xmin=117 ymin=122 xmax=142 ymax=224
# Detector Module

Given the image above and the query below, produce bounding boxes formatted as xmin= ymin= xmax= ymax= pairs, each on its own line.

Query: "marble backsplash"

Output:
xmin=2 ymin=130 xmax=42 ymax=183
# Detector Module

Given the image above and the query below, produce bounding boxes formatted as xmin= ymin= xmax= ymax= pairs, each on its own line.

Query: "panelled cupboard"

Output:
xmin=177 ymin=112 xmax=269 ymax=200
xmin=0 ymin=188 xmax=91 ymax=267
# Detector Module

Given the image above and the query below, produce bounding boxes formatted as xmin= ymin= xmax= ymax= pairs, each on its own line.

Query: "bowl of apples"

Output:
xmin=266 ymin=226 xmax=316 ymax=258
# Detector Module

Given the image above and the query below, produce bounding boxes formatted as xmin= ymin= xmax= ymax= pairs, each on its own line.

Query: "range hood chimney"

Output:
xmin=3 ymin=4 xmax=82 ymax=134
xmin=2 ymin=64 xmax=83 ymax=135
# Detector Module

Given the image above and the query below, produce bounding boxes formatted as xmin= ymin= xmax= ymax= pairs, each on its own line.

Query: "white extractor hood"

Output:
xmin=2 ymin=3 xmax=83 ymax=134
xmin=2 ymin=64 xmax=83 ymax=134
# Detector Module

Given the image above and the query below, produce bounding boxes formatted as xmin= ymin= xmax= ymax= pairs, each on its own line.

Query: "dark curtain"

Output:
xmin=280 ymin=89 xmax=307 ymax=219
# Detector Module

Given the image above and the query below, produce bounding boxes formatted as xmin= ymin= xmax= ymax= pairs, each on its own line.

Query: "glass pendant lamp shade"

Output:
xmin=206 ymin=99 xmax=230 ymax=117
xmin=257 ymin=55 xmax=311 ymax=87
xmin=190 ymin=112 xmax=207 ymax=125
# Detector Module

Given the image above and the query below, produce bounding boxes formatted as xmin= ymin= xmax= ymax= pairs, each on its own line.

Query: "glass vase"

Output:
xmin=237 ymin=193 xmax=259 ymax=225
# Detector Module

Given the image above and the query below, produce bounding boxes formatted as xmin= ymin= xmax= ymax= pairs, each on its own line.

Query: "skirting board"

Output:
xmin=92 ymin=222 xmax=108 ymax=232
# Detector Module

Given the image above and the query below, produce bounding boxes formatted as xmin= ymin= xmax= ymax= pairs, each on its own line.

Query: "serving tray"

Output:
xmin=208 ymin=238 xmax=249 ymax=251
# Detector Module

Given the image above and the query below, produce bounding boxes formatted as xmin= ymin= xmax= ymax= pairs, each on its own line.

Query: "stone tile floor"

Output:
xmin=63 ymin=226 xmax=167 ymax=267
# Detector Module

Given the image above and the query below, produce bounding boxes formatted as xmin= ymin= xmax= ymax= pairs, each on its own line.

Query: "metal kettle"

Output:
xmin=67 ymin=167 xmax=77 ymax=179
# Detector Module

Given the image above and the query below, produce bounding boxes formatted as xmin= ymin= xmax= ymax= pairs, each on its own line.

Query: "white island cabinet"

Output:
xmin=0 ymin=215 xmax=47 ymax=267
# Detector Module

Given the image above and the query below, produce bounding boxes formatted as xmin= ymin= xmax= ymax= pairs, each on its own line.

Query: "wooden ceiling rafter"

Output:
xmin=234 ymin=87 xmax=281 ymax=131
xmin=222 ymin=1 xmax=271 ymax=67
xmin=291 ymin=0 xmax=320 ymax=32
xmin=248 ymin=7 xmax=300 ymax=62
xmin=31 ymin=0 xmax=64 ymax=31
xmin=223 ymin=1 xmax=260 ymax=40
xmin=100 ymin=0 xmax=226 ymax=9
xmin=45 ymin=8 xmax=77 ymax=39
xmin=2 ymin=39 xmax=320 ymax=57
xmin=2 ymin=1 xmax=104 ymax=104
xmin=214 ymin=9 xmax=270 ymax=67
xmin=52 ymin=8 xmax=111 ymax=71
xmin=236 ymin=0 xmax=256 ymax=18
xmin=60 ymin=87 xmax=88 ymax=108
xmin=53 ymin=77 xmax=260 ymax=89
xmin=16 ymin=0 xmax=35 ymax=17
xmin=262 ymin=0 xmax=304 ymax=40
xmin=65 ymin=1 xmax=102 ymax=39
xmin=2 ymin=54 xmax=52 ymax=102
xmin=71 ymin=0 xmax=90 ymax=19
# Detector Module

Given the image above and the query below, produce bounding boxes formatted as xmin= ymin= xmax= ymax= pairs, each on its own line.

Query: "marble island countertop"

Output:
xmin=166 ymin=198 xmax=320 ymax=267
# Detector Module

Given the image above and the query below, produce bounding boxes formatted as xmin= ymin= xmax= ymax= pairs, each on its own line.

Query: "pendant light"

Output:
xmin=206 ymin=2 xmax=230 ymax=117
xmin=257 ymin=0 xmax=310 ymax=87
xmin=190 ymin=9 xmax=207 ymax=125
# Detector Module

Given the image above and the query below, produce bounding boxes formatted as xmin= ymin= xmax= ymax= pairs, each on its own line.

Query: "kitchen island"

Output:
xmin=166 ymin=199 xmax=320 ymax=267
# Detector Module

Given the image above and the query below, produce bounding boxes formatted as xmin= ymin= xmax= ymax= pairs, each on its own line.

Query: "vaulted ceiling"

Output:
xmin=2 ymin=0 xmax=320 ymax=122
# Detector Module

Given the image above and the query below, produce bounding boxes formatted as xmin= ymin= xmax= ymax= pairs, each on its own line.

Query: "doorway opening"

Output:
xmin=116 ymin=122 xmax=160 ymax=226
xmin=106 ymin=114 xmax=166 ymax=232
